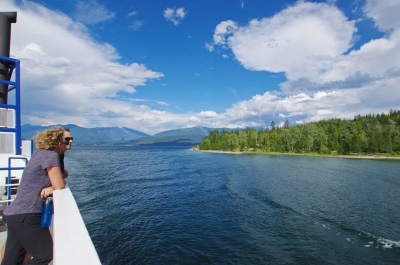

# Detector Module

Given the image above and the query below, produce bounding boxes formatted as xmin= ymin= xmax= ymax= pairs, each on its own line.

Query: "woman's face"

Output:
xmin=62 ymin=131 xmax=73 ymax=150
xmin=55 ymin=131 xmax=73 ymax=154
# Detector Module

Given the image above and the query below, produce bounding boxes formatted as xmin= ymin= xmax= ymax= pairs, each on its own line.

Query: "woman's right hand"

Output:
xmin=40 ymin=186 xmax=55 ymax=198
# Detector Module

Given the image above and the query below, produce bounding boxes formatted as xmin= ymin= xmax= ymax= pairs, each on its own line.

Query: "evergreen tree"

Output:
xmin=198 ymin=110 xmax=400 ymax=156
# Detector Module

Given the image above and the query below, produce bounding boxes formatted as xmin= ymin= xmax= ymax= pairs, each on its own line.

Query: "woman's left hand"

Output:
xmin=62 ymin=169 xmax=69 ymax=179
xmin=40 ymin=186 xmax=55 ymax=198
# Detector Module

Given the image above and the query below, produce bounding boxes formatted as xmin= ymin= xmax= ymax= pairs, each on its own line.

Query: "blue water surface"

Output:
xmin=65 ymin=146 xmax=400 ymax=265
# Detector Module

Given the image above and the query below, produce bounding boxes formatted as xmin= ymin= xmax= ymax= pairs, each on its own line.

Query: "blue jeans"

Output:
xmin=2 ymin=213 xmax=53 ymax=265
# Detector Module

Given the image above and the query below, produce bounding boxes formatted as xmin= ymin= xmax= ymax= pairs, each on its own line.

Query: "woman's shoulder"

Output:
xmin=33 ymin=149 xmax=58 ymax=158
xmin=30 ymin=149 xmax=59 ymax=167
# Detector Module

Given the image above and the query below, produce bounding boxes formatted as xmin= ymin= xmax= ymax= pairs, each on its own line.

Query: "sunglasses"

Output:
xmin=62 ymin=137 xmax=74 ymax=144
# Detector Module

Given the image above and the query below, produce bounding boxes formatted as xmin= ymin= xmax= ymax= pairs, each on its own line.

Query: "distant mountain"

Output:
xmin=21 ymin=124 xmax=236 ymax=146
xmin=115 ymin=134 xmax=206 ymax=147
xmin=153 ymin=126 xmax=215 ymax=138
xmin=128 ymin=126 xmax=237 ymax=146
xmin=21 ymin=124 xmax=150 ymax=145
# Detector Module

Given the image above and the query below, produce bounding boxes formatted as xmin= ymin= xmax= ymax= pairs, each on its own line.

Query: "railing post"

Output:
xmin=14 ymin=59 xmax=21 ymax=155
xmin=6 ymin=157 xmax=28 ymax=202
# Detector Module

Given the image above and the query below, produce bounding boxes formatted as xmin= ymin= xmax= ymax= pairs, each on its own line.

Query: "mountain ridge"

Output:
xmin=21 ymin=124 xmax=232 ymax=146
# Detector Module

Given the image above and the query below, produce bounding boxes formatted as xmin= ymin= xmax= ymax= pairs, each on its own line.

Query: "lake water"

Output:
xmin=65 ymin=146 xmax=400 ymax=265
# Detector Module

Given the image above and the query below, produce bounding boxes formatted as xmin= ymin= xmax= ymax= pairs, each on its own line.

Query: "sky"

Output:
xmin=1 ymin=0 xmax=400 ymax=135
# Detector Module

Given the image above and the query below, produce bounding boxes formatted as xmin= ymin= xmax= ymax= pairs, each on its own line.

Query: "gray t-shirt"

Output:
xmin=4 ymin=149 xmax=60 ymax=215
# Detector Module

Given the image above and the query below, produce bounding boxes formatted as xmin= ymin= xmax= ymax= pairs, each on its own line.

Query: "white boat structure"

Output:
xmin=0 ymin=12 xmax=101 ymax=264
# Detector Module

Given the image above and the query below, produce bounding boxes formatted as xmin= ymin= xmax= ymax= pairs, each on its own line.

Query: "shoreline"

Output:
xmin=191 ymin=148 xmax=400 ymax=160
xmin=192 ymin=149 xmax=244 ymax=155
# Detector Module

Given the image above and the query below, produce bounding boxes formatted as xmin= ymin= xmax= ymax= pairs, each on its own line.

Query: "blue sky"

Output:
xmin=2 ymin=0 xmax=400 ymax=134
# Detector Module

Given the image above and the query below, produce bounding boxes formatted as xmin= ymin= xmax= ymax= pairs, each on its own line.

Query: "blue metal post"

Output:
xmin=15 ymin=59 xmax=21 ymax=155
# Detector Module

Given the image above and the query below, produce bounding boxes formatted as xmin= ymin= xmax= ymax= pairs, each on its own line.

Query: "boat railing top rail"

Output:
xmin=53 ymin=187 xmax=102 ymax=265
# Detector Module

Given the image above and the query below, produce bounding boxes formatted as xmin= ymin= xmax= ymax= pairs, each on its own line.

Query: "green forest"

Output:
xmin=198 ymin=109 xmax=400 ymax=156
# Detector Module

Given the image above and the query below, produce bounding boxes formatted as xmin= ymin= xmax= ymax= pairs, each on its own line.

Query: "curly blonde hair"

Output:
xmin=33 ymin=126 xmax=67 ymax=150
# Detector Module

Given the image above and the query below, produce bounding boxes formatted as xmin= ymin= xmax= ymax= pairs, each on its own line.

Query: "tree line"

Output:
xmin=198 ymin=109 xmax=400 ymax=155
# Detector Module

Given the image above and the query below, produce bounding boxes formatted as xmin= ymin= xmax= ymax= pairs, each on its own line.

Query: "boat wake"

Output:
xmin=361 ymin=232 xmax=400 ymax=250
xmin=314 ymin=219 xmax=400 ymax=251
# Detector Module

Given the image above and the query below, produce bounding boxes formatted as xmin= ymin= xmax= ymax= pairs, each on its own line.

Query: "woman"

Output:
xmin=2 ymin=126 xmax=73 ymax=265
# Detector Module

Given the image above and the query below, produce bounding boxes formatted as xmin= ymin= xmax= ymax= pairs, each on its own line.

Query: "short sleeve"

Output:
xmin=41 ymin=150 xmax=61 ymax=170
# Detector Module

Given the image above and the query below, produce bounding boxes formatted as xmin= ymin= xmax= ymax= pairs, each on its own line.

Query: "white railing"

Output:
xmin=52 ymin=187 xmax=101 ymax=265
xmin=0 ymin=154 xmax=28 ymax=204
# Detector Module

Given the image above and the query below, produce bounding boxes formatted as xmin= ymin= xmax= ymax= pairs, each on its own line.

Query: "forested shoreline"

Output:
xmin=198 ymin=110 xmax=400 ymax=156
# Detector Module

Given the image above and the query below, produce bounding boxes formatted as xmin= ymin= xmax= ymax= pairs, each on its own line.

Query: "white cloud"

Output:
xmin=129 ymin=20 xmax=144 ymax=31
xmin=163 ymin=7 xmax=186 ymax=26
xmin=74 ymin=0 xmax=115 ymax=25
xmin=364 ymin=0 xmax=400 ymax=31
xmin=213 ymin=20 xmax=238 ymax=47
xmin=213 ymin=2 xmax=356 ymax=74
xmin=157 ymin=101 xmax=169 ymax=106
xmin=189 ymin=116 xmax=200 ymax=123
xmin=199 ymin=111 xmax=218 ymax=118
xmin=205 ymin=42 xmax=214 ymax=52
xmin=280 ymin=2 xmax=400 ymax=95
xmin=128 ymin=11 xmax=137 ymax=17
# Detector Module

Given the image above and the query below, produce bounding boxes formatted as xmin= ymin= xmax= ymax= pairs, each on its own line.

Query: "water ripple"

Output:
xmin=65 ymin=147 xmax=400 ymax=265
